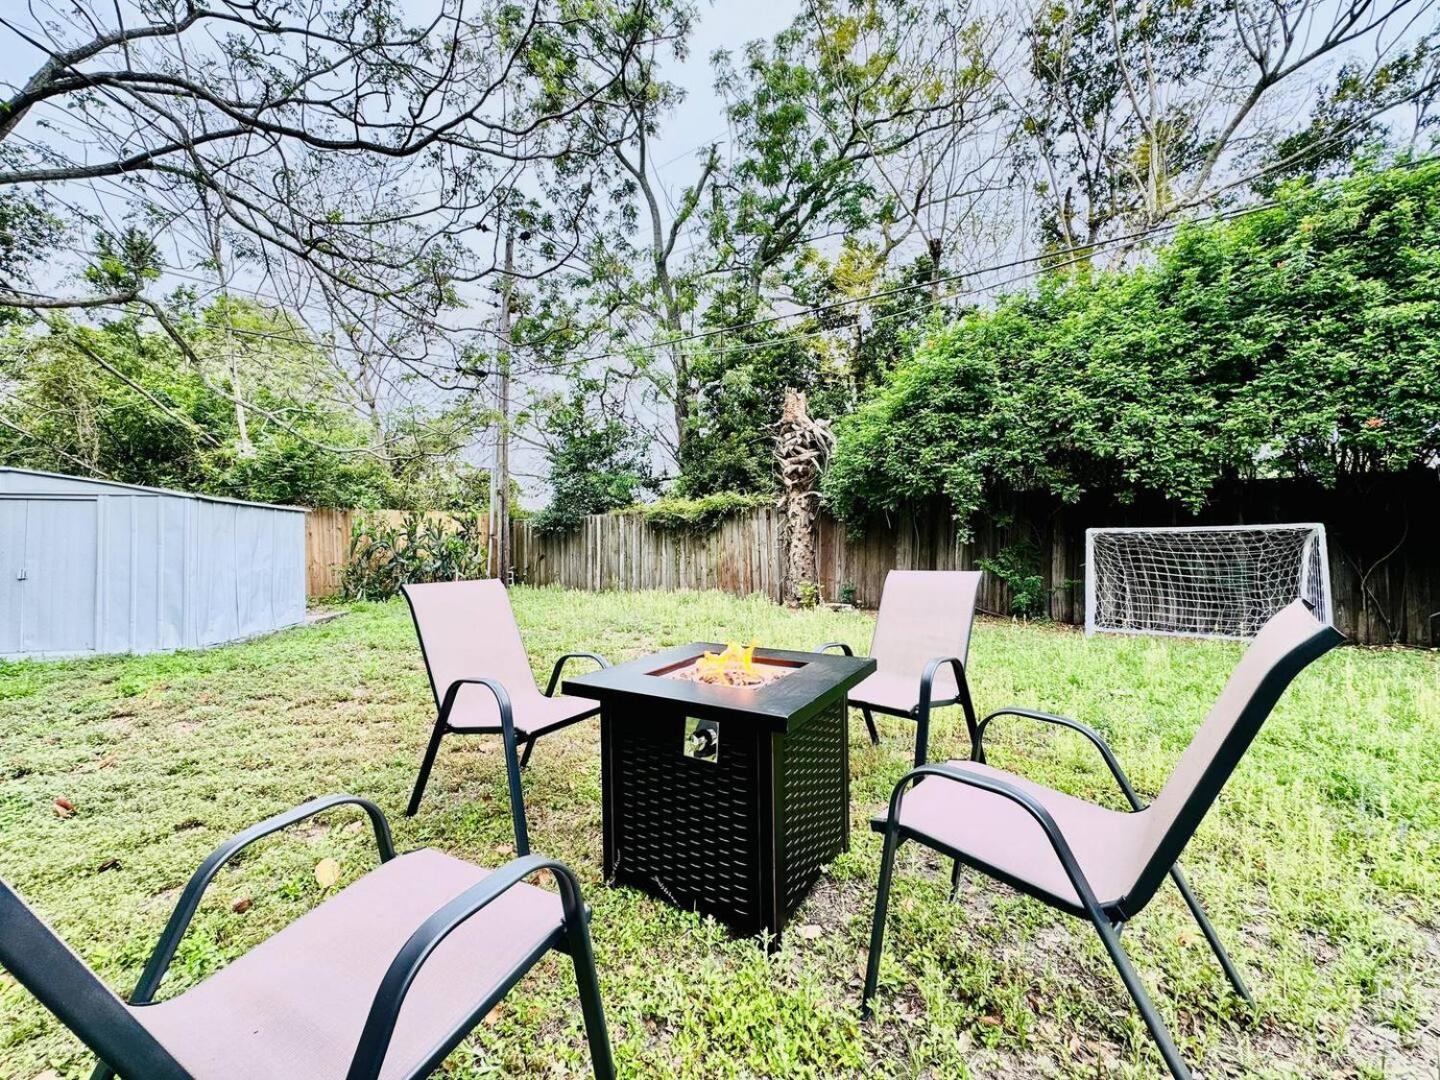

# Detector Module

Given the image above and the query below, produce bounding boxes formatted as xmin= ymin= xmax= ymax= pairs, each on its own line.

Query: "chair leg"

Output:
xmin=912 ymin=703 xmax=931 ymax=768
xmin=861 ymin=706 xmax=880 ymax=745
xmin=519 ymin=737 xmax=536 ymax=769
xmin=406 ymin=718 xmax=448 ymax=817
xmin=1090 ymin=914 xmax=1192 ymax=1080
xmin=1170 ymin=866 xmax=1254 ymax=1006
xmin=949 ymin=859 xmax=964 ymax=900
xmin=566 ymin=916 xmax=616 ymax=1080
xmin=861 ymin=826 xmax=902 ymax=1017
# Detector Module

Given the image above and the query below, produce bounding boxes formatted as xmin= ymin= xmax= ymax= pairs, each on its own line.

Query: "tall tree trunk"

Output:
xmin=776 ymin=389 xmax=834 ymax=606
xmin=612 ymin=129 xmax=716 ymax=466
xmin=206 ymin=218 xmax=253 ymax=456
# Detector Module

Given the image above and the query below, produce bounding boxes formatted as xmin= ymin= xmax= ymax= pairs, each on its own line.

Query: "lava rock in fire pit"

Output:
xmin=662 ymin=641 xmax=795 ymax=687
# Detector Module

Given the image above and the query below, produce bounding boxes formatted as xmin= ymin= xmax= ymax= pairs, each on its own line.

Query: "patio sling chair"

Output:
xmin=817 ymin=570 xmax=983 ymax=767
xmin=0 ymin=794 xmax=615 ymax=1080
xmin=402 ymin=579 xmax=608 ymax=819
xmin=862 ymin=599 xmax=1342 ymax=1080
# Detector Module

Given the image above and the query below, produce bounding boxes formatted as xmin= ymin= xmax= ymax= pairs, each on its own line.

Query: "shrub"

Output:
xmin=794 ymin=580 xmax=822 ymax=608
xmin=640 ymin=492 xmax=773 ymax=532
xmin=977 ymin=539 xmax=1048 ymax=619
xmin=823 ymin=158 xmax=1440 ymax=532
xmin=341 ymin=512 xmax=488 ymax=600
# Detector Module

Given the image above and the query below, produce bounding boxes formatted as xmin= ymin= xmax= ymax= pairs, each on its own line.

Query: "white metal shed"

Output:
xmin=0 ymin=468 xmax=305 ymax=659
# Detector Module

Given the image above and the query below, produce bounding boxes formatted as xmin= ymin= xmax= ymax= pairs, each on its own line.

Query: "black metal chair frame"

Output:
xmin=862 ymin=615 xmax=1341 ymax=1080
xmin=403 ymin=584 xmax=609 ymax=819
xmin=817 ymin=642 xmax=981 ymax=768
xmin=0 ymin=795 xmax=615 ymax=1080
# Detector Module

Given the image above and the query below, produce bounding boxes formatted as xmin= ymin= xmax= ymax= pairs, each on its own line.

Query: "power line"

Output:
xmin=29 ymin=148 xmax=1427 ymax=376
xmin=10 ymin=17 xmax=1436 ymax=376
xmin=567 ymin=146 xmax=1440 ymax=365
xmin=566 ymin=202 xmax=1254 ymax=363
xmin=645 ymin=206 xmax=1230 ymax=364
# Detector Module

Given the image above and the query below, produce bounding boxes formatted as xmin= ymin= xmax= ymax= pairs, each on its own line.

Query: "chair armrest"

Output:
xmin=918 ymin=656 xmax=965 ymax=710
xmin=815 ymin=641 xmax=855 ymax=656
xmin=345 ymin=855 xmax=589 ymax=1080
xmin=544 ymin=652 xmax=609 ymax=697
xmin=130 ymin=795 xmax=394 ymax=1006
xmin=883 ymin=763 xmax=1108 ymax=918
xmin=438 ymin=677 xmax=530 ymax=856
xmin=976 ymin=707 xmax=1142 ymax=810
xmin=915 ymin=657 xmax=982 ymax=768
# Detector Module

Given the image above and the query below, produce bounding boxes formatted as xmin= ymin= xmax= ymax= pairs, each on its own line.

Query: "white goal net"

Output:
xmin=1085 ymin=524 xmax=1332 ymax=639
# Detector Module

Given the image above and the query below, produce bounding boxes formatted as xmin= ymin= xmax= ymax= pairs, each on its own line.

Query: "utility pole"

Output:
xmin=491 ymin=229 xmax=515 ymax=584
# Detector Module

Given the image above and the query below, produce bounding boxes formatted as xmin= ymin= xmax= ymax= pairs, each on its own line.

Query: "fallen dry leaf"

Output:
xmin=96 ymin=858 xmax=120 ymax=873
xmin=232 ymin=897 xmax=254 ymax=914
xmin=52 ymin=797 xmax=75 ymax=818
xmin=494 ymin=843 xmax=515 ymax=857
xmin=314 ymin=857 xmax=342 ymax=888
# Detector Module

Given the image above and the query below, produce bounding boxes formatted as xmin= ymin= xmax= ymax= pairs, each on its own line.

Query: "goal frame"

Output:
xmin=1084 ymin=523 xmax=1332 ymax=640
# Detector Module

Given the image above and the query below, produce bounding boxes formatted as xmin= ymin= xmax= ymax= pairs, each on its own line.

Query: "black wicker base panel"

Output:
xmin=565 ymin=644 xmax=875 ymax=943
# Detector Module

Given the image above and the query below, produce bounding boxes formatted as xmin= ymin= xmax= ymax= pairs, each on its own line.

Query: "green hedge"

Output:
xmin=823 ymin=157 xmax=1440 ymax=532
xmin=640 ymin=492 xmax=774 ymax=532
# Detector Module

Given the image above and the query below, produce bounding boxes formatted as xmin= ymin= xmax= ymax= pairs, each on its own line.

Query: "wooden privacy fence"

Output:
xmin=509 ymin=473 xmax=1440 ymax=647
xmin=305 ymin=508 xmax=490 ymax=598
xmin=508 ymin=508 xmax=1033 ymax=614
xmin=513 ymin=509 xmax=786 ymax=598
xmin=305 ymin=508 xmax=356 ymax=597
xmin=310 ymin=471 xmax=1440 ymax=645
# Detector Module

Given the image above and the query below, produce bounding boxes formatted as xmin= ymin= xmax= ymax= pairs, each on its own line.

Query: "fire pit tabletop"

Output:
xmin=562 ymin=642 xmax=875 ymax=732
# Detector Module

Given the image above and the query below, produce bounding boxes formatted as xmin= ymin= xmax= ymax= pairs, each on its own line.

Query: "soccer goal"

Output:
xmin=1085 ymin=524 xmax=1332 ymax=640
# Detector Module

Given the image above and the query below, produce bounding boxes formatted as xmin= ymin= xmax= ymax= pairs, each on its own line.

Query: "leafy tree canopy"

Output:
xmin=823 ymin=157 xmax=1440 ymax=532
xmin=674 ymin=284 xmax=853 ymax=497
xmin=533 ymin=378 xmax=659 ymax=532
xmin=0 ymin=299 xmax=484 ymax=509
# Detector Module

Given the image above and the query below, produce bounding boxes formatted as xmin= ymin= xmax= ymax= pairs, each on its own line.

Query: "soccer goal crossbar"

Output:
xmin=1084 ymin=523 xmax=1332 ymax=640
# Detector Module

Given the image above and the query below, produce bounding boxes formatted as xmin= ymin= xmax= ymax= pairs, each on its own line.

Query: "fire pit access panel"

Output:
xmin=563 ymin=644 xmax=875 ymax=941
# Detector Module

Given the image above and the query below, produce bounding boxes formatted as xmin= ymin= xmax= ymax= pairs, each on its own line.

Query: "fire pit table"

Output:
xmin=564 ymin=643 xmax=875 ymax=942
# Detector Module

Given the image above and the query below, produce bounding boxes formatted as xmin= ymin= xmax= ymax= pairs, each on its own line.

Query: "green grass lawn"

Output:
xmin=1 ymin=588 xmax=1437 ymax=1078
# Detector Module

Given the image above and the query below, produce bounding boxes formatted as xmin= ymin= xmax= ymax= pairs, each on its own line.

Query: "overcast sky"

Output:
xmin=648 ymin=1 xmax=801 ymax=196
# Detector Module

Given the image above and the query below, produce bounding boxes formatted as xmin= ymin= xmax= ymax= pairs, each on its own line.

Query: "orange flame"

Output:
xmin=695 ymin=639 xmax=760 ymax=684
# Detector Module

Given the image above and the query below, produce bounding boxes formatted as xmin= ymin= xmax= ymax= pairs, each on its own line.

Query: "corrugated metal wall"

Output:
xmin=0 ymin=469 xmax=305 ymax=659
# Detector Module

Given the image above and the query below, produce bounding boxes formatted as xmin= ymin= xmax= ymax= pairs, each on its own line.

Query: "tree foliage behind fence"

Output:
xmin=823 ymin=159 xmax=1440 ymax=531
